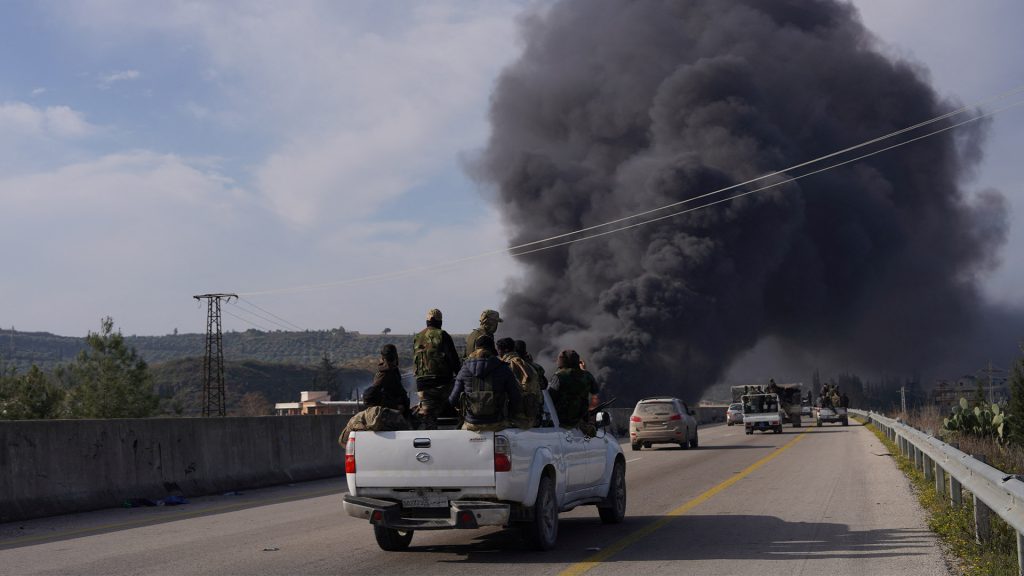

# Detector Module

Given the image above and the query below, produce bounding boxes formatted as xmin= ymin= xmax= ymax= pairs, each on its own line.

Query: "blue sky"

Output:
xmin=1 ymin=0 xmax=1021 ymax=338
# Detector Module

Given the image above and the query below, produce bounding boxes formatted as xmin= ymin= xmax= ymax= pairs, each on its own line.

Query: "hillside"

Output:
xmin=0 ymin=327 xmax=441 ymax=372
xmin=152 ymin=357 xmax=377 ymax=416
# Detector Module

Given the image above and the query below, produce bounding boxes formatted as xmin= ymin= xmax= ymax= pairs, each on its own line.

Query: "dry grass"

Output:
xmin=900 ymin=405 xmax=1024 ymax=475
xmin=860 ymin=416 xmax=1019 ymax=576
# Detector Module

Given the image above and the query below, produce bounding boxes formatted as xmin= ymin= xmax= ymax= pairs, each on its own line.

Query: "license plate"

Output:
xmin=401 ymin=492 xmax=449 ymax=508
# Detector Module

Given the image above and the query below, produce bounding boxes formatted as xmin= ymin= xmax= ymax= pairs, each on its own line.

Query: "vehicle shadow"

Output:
xmin=432 ymin=513 xmax=936 ymax=565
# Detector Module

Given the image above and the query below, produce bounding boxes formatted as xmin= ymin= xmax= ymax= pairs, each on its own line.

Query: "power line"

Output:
xmin=507 ymin=100 xmax=1024 ymax=257
xmin=222 ymin=307 xmax=273 ymax=332
xmin=235 ymin=298 xmax=306 ymax=331
xmin=225 ymin=300 xmax=296 ymax=332
xmin=237 ymin=86 xmax=1024 ymax=298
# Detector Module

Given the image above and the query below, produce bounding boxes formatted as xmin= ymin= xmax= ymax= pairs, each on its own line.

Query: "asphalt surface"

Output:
xmin=0 ymin=419 xmax=951 ymax=576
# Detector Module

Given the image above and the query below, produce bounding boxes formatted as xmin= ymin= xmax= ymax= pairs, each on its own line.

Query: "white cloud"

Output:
xmin=51 ymin=1 xmax=522 ymax=228
xmin=98 ymin=69 xmax=140 ymax=88
xmin=31 ymin=87 xmax=47 ymax=96
xmin=0 ymin=152 xmax=258 ymax=336
xmin=7 ymin=1 xmax=532 ymax=335
xmin=0 ymin=101 xmax=95 ymax=139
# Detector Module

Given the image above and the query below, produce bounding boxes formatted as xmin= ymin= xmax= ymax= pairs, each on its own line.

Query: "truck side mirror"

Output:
xmin=595 ymin=411 xmax=610 ymax=428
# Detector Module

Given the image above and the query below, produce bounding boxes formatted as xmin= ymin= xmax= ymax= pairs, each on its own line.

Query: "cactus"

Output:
xmin=942 ymin=397 xmax=1009 ymax=443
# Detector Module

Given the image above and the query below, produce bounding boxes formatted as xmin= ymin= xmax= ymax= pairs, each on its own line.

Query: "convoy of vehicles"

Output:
xmin=343 ymin=390 xmax=626 ymax=551
xmin=731 ymin=384 xmax=803 ymax=428
xmin=342 ymin=380 xmax=848 ymax=551
xmin=628 ymin=397 xmax=699 ymax=450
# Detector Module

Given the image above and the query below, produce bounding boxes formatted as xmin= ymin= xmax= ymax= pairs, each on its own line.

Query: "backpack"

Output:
xmin=414 ymin=327 xmax=449 ymax=378
xmin=463 ymin=375 xmax=502 ymax=420
xmin=339 ymin=406 xmax=409 ymax=446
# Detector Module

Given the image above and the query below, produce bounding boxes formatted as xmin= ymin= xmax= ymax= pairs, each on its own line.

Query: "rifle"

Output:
xmin=590 ymin=396 xmax=617 ymax=415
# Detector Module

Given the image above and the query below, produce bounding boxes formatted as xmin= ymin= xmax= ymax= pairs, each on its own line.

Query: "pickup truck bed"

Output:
xmin=342 ymin=392 xmax=626 ymax=550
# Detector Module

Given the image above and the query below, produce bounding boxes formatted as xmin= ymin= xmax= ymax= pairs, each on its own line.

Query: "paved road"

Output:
xmin=0 ymin=420 xmax=951 ymax=576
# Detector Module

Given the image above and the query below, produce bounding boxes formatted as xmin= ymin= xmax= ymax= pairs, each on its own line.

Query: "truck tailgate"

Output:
xmin=353 ymin=430 xmax=495 ymax=488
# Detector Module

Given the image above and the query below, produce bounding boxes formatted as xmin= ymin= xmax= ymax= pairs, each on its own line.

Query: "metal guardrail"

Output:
xmin=853 ymin=409 xmax=1024 ymax=574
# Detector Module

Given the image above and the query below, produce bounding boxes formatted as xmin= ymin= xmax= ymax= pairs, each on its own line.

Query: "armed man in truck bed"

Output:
xmin=449 ymin=335 xmax=521 ymax=432
xmin=413 ymin=308 xmax=462 ymax=430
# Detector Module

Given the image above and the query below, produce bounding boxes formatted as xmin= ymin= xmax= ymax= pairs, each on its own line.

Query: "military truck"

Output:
xmin=731 ymin=384 xmax=803 ymax=428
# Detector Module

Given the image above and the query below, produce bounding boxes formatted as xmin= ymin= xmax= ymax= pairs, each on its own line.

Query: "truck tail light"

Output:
xmin=345 ymin=435 xmax=356 ymax=474
xmin=669 ymin=414 xmax=682 ymax=420
xmin=629 ymin=416 xmax=642 ymax=422
xmin=494 ymin=435 xmax=511 ymax=472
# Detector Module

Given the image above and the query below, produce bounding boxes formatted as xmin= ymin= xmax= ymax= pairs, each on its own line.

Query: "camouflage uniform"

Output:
xmin=463 ymin=421 xmax=508 ymax=433
xmin=544 ymin=348 xmax=593 ymax=428
xmin=500 ymin=351 xmax=542 ymax=428
xmin=515 ymin=340 xmax=547 ymax=390
xmin=465 ymin=309 xmax=501 ymax=358
xmin=413 ymin=309 xmax=461 ymax=429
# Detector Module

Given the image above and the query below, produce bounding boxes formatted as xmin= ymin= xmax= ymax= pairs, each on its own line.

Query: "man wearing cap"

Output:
xmin=413 ymin=308 xmax=462 ymax=429
xmin=465 ymin=309 xmax=502 ymax=359
xmin=549 ymin=349 xmax=596 ymax=432
xmin=449 ymin=335 xmax=521 ymax=432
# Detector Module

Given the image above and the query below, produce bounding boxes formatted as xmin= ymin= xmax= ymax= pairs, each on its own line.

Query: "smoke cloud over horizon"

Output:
xmin=481 ymin=0 xmax=1017 ymax=402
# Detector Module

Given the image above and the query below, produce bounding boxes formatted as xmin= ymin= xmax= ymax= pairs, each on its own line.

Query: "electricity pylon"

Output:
xmin=193 ymin=293 xmax=237 ymax=417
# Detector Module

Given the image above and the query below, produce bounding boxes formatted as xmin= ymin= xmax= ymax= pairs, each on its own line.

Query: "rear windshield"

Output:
xmin=637 ymin=402 xmax=675 ymax=415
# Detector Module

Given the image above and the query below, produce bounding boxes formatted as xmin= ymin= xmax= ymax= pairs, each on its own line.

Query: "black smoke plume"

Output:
xmin=481 ymin=0 xmax=1016 ymax=402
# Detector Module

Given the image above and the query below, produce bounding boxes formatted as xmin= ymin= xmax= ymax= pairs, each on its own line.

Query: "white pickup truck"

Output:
xmin=342 ymin=391 xmax=626 ymax=551
xmin=741 ymin=393 xmax=785 ymax=434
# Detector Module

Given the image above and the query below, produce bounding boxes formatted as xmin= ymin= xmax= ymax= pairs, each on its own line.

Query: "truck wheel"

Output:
xmin=598 ymin=460 xmax=626 ymax=524
xmin=523 ymin=475 xmax=558 ymax=550
xmin=631 ymin=442 xmax=641 ymax=451
xmin=745 ymin=429 xmax=752 ymax=435
xmin=373 ymin=525 xmax=414 ymax=551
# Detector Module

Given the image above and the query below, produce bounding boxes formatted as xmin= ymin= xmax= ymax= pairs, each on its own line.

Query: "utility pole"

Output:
xmin=193 ymin=293 xmax=237 ymax=417
xmin=900 ymin=385 xmax=907 ymax=416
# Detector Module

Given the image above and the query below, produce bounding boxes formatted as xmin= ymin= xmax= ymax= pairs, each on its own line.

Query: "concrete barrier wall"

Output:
xmin=0 ymin=415 xmax=348 ymax=523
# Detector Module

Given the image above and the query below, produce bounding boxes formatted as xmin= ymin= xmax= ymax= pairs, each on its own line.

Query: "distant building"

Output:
xmin=931 ymin=374 xmax=1008 ymax=409
xmin=274 ymin=391 xmax=364 ymax=416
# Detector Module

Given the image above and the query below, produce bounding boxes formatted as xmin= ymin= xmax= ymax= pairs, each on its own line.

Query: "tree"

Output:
xmin=235 ymin=391 xmax=272 ymax=416
xmin=0 ymin=364 xmax=65 ymax=420
xmin=383 ymin=328 xmax=391 ymax=335
xmin=61 ymin=317 xmax=158 ymax=419
xmin=1008 ymin=350 xmax=1024 ymax=446
xmin=313 ymin=354 xmax=339 ymax=397
xmin=973 ymin=375 xmax=988 ymax=408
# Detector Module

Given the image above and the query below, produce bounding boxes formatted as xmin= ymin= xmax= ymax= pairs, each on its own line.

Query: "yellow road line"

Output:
xmin=0 ymin=486 xmax=344 ymax=548
xmin=560 ymin=431 xmax=809 ymax=576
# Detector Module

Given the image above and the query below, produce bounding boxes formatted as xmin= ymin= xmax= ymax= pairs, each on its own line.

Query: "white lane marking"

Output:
xmin=626 ymin=457 xmax=643 ymax=463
